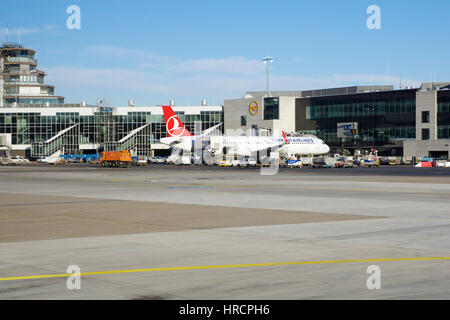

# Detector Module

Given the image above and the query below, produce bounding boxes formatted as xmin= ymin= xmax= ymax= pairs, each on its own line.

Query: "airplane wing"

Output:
xmin=248 ymin=144 xmax=283 ymax=153
xmin=200 ymin=123 xmax=222 ymax=137
xmin=160 ymin=136 xmax=183 ymax=146
xmin=282 ymin=130 xmax=289 ymax=143
xmin=168 ymin=139 xmax=182 ymax=146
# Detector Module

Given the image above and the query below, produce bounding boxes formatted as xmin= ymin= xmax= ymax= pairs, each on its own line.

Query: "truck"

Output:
xmin=99 ymin=150 xmax=132 ymax=167
xmin=132 ymin=155 xmax=148 ymax=166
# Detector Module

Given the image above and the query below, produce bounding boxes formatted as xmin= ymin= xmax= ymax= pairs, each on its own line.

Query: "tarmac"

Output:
xmin=0 ymin=164 xmax=449 ymax=299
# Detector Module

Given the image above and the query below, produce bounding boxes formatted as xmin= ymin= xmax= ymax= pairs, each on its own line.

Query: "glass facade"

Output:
xmin=421 ymin=111 xmax=430 ymax=123
xmin=4 ymin=98 xmax=64 ymax=105
xmin=305 ymin=89 xmax=417 ymax=149
xmin=0 ymin=107 xmax=224 ymax=158
xmin=437 ymin=90 xmax=450 ymax=139
xmin=263 ymin=97 xmax=279 ymax=120
xmin=241 ymin=115 xmax=247 ymax=126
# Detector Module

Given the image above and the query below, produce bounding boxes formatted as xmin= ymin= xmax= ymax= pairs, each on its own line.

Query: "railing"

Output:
xmin=3 ymin=68 xmax=44 ymax=73
xmin=31 ymin=124 xmax=80 ymax=157
xmin=104 ymin=136 xmax=138 ymax=152
xmin=3 ymin=103 xmax=95 ymax=108
xmin=3 ymin=93 xmax=53 ymax=97
xmin=2 ymin=69 xmax=21 ymax=74
xmin=3 ymin=80 xmax=44 ymax=85
xmin=5 ymin=57 xmax=37 ymax=64
xmin=17 ymin=122 xmax=30 ymax=145
xmin=103 ymin=123 xmax=151 ymax=156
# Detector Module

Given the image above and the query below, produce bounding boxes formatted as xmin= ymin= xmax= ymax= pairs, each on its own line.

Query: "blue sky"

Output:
xmin=1 ymin=0 xmax=450 ymax=106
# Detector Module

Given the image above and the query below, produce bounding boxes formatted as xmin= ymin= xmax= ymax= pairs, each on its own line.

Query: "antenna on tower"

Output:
xmin=18 ymin=29 xmax=21 ymax=45
xmin=399 ymin=72 xmax=402 ymax=89
xmin=6 ymin=22 xmax=9 ymax=43
xmin=431 ymin=71 xmax=434 ymax=90
xmin=386 ymin=61 xmax=390 ymax=85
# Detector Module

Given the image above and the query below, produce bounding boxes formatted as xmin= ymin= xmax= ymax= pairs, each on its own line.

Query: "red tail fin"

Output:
xmin=282 ymin=130 xmax=289 ymax=143
xmin=162 ymin=105 xmax=193 ymax=137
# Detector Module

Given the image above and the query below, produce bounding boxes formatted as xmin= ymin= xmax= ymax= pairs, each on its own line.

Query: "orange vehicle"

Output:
xmin=99 ymin=150 xmax=132 ymax=167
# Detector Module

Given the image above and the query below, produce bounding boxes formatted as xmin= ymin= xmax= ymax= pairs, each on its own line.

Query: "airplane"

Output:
xmin=279 ymin=131 xmax=331 ymax=158
xmin=159 ymin=105 xmax=330 ymax=160
xmin=160 ymin=105 xmax=223 ymax=153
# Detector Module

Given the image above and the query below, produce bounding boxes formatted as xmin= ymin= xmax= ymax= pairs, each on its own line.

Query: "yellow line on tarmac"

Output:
xmin=1 ymin=257 xmax=450 ymax=282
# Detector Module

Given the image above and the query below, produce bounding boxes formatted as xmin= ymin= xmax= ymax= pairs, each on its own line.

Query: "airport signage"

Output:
xmin=337 ymin=122 xmax=358 ymax=138
xmin=98 ymin=107 xmax=113 ymax=113
xmin=249 ymin=100 xmax=259 ymax=116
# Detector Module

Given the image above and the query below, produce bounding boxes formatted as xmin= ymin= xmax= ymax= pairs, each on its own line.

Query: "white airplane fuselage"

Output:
xmin=159 ymin=105 xmax=330 ymax=158
xmin=160 ymin=135 xmax=330 ymax=157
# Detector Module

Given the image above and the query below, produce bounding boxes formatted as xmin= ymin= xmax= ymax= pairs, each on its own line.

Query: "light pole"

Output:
xmin=262 ymin=56 xmax=273 ymax=97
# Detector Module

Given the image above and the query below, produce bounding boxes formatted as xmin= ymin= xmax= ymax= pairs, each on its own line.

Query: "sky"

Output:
xmin=1 ymin=0 xmax=450 ymax=106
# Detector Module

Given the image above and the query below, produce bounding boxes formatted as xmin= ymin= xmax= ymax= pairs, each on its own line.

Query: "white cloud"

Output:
xmin=45 ymin=66 xmax=176 ymax=94
xmin=177 ymin=57 xmax=262 ymax=75
xmin=0 ymin=25 xmax=57 ymax=36
xmin=82 ymin=45 xmax=163 ymax=62
xmin=82 ymin=46 xmax=261 ymax=75
xmin=292 ymin=56 xmax=303 ymax=63
xmin=271 ymin=74 xmax=420 ymax=91
xmin=46 ymin=65 xmax=420 ymax=102
xmin=44 ymin=45 xmax=421 ymax=104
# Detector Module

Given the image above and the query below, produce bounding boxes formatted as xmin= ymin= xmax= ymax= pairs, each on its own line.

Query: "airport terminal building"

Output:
xmin=224 ymin=84 xmax=450 ymax=159
xmin=0 ymin=104 xmax=223 ymax=159
xmin=1 ymin=43 xmax=450 ymax=160
xmin=0 ymin=43 xmax=223 ymax=159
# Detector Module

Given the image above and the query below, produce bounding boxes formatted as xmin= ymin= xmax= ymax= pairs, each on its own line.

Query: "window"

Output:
xmin=263 ymin=97 xmax=279 ymax=120
xmin=421 ymin=111 xmax=430 ymax=123
xmin=422 ymin=128 xmax=430 ymax=140
xmin=241 ymin=115 xmax=247 ymax=126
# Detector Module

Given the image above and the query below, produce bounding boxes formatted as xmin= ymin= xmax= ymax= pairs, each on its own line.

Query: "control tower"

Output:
xmin=0 ymin=43 xmax=64 ymax=106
